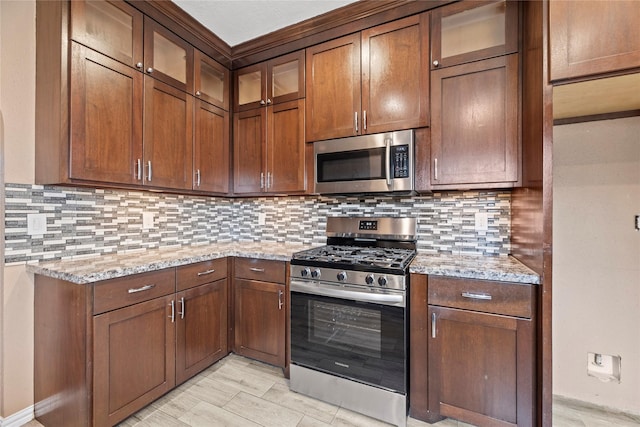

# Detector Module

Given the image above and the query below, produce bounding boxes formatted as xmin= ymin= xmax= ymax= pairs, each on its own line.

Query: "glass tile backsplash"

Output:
xmin=4 ymin=184 xmax=511 ymax=265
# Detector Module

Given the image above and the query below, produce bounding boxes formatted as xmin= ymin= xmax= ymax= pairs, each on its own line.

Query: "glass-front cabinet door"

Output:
xmin=236 ymin=64 xmax=265 ymax=111
xmin=70 ymin=0 xmax=143 ymax=67
xmin=144 ymin=17 xmax=193 ymax=93
xmin=194 ymin=50 xmax=229 ymax=111
xmin=431 ymin=0 xmax=518 ymax=69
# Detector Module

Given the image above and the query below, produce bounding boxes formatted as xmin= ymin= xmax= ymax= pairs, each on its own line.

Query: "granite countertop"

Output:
xmin=26 ymin=242 xmax=317 ymax=284
xmin=410 ymin=253 xmax=540 ymax=285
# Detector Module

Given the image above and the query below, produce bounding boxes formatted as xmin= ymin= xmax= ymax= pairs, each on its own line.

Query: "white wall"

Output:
xmin=553 ymin=116 xmax=640 ymax=414
xmin=0 ymin=0 xmax=36 ymax=418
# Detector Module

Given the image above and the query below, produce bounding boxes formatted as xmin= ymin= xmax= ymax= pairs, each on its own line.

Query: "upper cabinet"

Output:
xmin=70 ymin=0 xmax=143 ymax=67
xmin=195 ymin=50 xmax=230 ymax=111
xmin=235 ymin=51 xmax=305 ymax=111
xmin=430 ymin=0 xmax=518 ymax=69
xmin=306 ymin=13 xmax=430 ymax=142
xmin=549 ymin=1 xmax=640 ymax=82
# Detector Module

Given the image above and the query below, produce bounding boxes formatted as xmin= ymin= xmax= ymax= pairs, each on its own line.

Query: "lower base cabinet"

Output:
xmin=233 ymin=257 xmax=287 ymax=367
xmin=410 ymin=274 xmax=536 ymax=427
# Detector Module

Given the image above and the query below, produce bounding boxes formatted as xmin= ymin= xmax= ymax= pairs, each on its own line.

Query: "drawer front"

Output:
xmin=234 ymin=258 xmax=286 ymax=283
xmin=177 ymin=258 xmax=227 ymax=291
xmin=94 ymin=269 xmax=175 ymax=314
xmin=428 ymin=276 xmax=534 ymax=318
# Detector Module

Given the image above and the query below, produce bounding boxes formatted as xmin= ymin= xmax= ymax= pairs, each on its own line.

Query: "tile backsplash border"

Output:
xmin=4 ymin=184 xmax=511 ymax=265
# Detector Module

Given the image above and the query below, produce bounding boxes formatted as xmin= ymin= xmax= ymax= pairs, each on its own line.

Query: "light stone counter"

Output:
xmin=410 ymin=253 xmax=540 ymax=284
xmin=26 ymin=242 xmax=317 ymax=284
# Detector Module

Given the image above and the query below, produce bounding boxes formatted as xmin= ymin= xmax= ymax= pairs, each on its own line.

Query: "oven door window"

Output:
xmin=316 ymin=148 xmax=386 ymax=183
xmin=290 ymin=291 xmax=405 ymax=393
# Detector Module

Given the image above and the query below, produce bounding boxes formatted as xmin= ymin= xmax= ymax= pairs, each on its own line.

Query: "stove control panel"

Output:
xmin=290 ymin=266 xmax=406 ymax=291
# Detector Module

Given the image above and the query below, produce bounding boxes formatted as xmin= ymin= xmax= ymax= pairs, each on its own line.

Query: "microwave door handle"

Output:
xmin=385 ymin=138 xmax=392 ymax=187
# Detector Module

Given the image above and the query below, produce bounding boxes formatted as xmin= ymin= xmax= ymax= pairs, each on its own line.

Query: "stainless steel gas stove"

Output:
xmin=289 ymin=216 xmax=416 ymax=427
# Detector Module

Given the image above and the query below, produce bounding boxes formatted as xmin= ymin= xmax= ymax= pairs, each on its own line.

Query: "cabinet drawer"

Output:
xmin=428 ymin=276 xmax=534 ymax=318
xmin=176 ymin=258 xmax=227 ymax=291
xmin=234 ymin=258 xmax=286 ymax=283
xmin=94 ymin=269 xmax=175 ymax=314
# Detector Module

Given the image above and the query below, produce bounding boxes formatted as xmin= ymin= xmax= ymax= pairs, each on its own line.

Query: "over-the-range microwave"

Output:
xmin=314 ymin=129 xmax=414 ymax=195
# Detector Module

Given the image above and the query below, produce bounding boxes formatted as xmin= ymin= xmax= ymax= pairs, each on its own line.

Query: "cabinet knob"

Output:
xmin=260 ymin=99 xmax=266 ymax=106
xmin=266 ymin=98 xmax=272 ymax=105
xmin=432 ymin=60 xmax=440 ymax=67
xmin=135 ymin=62 xmax=143 ymax=69
xmin=146 ymin=67 xmax=154 ymax=74
xmin=195 ymin=90 xmax=201 ymax=97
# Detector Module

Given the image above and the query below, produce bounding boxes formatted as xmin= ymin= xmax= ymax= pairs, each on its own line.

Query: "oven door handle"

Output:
xmin=290 ymin=280 xmax=405 ymax=307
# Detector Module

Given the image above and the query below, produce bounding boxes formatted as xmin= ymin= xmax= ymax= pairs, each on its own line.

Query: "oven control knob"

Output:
xmin=337 ymin=271 xmax=348 ymax=282
xmin=378 ymin=276 xmax=388 ymax=287
xmin=311 ymin=268 xmax=321 ymax=278
xmin=365 ymin=274 xmax=375 ymax=285
xmin=301 ymin=267 xmax=311 ymax=277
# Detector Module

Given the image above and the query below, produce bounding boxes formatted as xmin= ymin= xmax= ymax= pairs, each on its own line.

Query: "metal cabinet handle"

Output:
xmin=278 ymin=290 xmax=284 ymax=310
xmin=433 ymin=60 xmax=440 ymax=67
xmin=197 ymin=269 xmax=216 ymax=276
xmin=146 ymin=67 xmax=154 ymax=74
xmin=267 ymin=172 xmax=272 ymax=189
xmin=146 ymin=161 xmax=152 ymax=182
xmin=169 ymin=300 xmax=175 ymax=323
xmin=136 ymin=158 xmax=142 ymax=181
xmin=461 ymin=292 xmax=492 ymax=301
xmin=260 ymin=172 xmax=264 ymax=189
xmin=354 ymin=111 xmax=359 ymax=133
xmin=431 ymin=312 xmax=436 ymax=338
xmin=196 ymin=169 xmax=201 ymax=187
xmin=363 ymin=110 xmax=367 ymax=131
xmin=249 ymin=267 xmax=265 ymax=273
xmin=135 ymin=62 xmax=143 ymax=69
xmin=127 ymin=284 xmax=155 ymax=294
xmin=434 ymin=158 xmax=438 ymax=181
xmin=179 ymin=297 xmax=185 ymax=319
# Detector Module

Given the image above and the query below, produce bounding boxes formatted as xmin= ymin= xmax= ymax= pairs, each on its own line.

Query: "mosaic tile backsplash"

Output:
xmin=4 ymin=184 xmax=511 ymax=265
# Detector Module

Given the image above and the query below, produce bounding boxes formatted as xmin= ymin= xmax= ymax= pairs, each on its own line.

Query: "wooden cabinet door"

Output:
xmin=235 ymin=62 xmax=267 ymax=112
xmin=70 ymin=0 xmax=143 ymax=68
xmin=70 ymin=42 xmax=143 ymax=185
xmin=233 ymin=108 xmax=266 ymax=194
xmin=428 ymin=305 xmax=534 ymax=427
xmin=268 ymin=50 xmax=305 ymax=105
xmin=267 ymin=99 xmax=306 ymax=193
xmin=194 ymin=100 xmax=230 ymax=193
xmin=431 ymin=54 xmax=519 ymax=188
xmin=144 ymin=78 xmax=193 ymax=190
xmin=234 ymin=279 xmax=286 ymax=367
xmin=306 ymin=33 xmax=361 ymax=141
xmin=550 ymin=1 xmax=640 ymax=81
xmin=176 ymin=279 xmax=228 ymax=385
xmin=194 ymin=50 xmax=229 ymax=110
xmin=93 ymin=295 xmax=176 ymax=427
xmin=431 ymin=0 xmax=519 ymax=69
xmin=361 ymin=13 xmax=430 ymax=134
xmin=143 ymin=17 xmax=194 ymax=93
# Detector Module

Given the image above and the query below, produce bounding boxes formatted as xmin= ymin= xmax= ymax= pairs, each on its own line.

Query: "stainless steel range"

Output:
xmin=289 ymin=216 xmax=416 ymax=427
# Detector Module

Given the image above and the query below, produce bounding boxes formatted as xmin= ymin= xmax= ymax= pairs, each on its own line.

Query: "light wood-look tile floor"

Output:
xmin=23 ymin=354 xmax=640 ymax=427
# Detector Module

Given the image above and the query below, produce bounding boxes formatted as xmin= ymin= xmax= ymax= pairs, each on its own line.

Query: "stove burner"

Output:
xmin=292 ymin=245 xmax=415 ymax=271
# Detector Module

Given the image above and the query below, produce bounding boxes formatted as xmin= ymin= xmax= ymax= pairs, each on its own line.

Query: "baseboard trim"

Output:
xmin=0 ymin=405 xmax=34 ymax=427
xmin=553 ymin=394 xmax=640 ymax=421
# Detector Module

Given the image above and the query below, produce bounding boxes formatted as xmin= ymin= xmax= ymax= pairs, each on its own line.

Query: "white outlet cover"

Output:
xmin=474 ymin=212 xmax=489 ymax=231
xmin=142 ymin=212 xmax=154 ymax=230
xmin=27 ymin=213 xmax=47 ymax=235
xmin=258 ymin=213 xmax=267 ymax=225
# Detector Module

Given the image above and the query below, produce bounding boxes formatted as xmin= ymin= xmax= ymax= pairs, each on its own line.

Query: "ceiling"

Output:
xmin=172 ymin=0 xmax=358 ymax=47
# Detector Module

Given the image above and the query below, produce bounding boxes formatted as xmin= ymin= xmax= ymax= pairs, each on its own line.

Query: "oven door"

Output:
xmin=290 ymin=279 xmax=406 ymax=393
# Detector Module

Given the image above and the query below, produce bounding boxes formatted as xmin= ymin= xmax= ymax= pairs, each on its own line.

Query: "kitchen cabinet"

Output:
xmin=422 ymin=276 xmax=536 ymax=426
xmin=35 ymin=259 xmax=231 ymax=427
xmin=233 ymin=99 xmax=306 ymax=194
xmin=430 ymin=0 xmax=518 ymax=69
xmin=306 ymin=13 xmax=429 ymax=141
xmin=176 ymin=259 xmax=229 ymax=384
xmin=235 ymin=50 xmax=305 ymax=112
xmin=549 ymin=0 xmax=640 ymax=82
xmin=233 ymin=258 xmax=287 ymax=367
xmin=426 ymin=53 xmax=520 ymax=189
xmin=194 ymin=99 xmax=230 ymax=193
xmin=195 ymin=49 xmax=230 ymax=110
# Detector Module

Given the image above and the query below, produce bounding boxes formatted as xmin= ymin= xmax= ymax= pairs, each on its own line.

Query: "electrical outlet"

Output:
xmin=474 ymin=213 xmax=488 ymax=231
xmin=587 ymin=352 xmax=621 ymax=383
xmin=258 ymin=212 xmax=267 ymax=226
xmin=142 ymin=212 xmax=154 ymax=230
xmin=27 ymin=213 xmax=47 ymax=235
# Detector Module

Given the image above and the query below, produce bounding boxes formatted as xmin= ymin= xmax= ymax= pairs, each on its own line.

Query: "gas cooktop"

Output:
xmin=291 ymin=244 xmax=416 ymax=272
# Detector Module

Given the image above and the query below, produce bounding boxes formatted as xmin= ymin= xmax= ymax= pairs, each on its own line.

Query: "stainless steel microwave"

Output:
xmin=314 ymin=130 xmax=414 ymax=195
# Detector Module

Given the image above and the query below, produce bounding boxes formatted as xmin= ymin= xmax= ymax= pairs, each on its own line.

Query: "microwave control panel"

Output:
xmin=392 ymin=145 xmax=410 ymax=178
